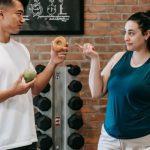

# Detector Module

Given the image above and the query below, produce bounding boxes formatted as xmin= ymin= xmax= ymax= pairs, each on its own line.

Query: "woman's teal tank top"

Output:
xmin=104 ymin=51 xmax=150 ymax=139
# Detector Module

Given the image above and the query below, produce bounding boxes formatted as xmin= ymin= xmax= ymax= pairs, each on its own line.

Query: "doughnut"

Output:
xmin=53 ymin=36 xmax=67 ymax=52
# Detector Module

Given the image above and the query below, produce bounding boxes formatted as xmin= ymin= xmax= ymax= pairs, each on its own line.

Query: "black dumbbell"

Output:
xmin=68 ymin=80 xmax=82 ymax=93
xmin=37 ymin=134 xmax=53 ymax=150
xmin=36 ymin=130 xmax=42 ymax=137
xmin=67 ymin=64 xmax=81 ymax=76
xmin=68 ymin=133 xmax=84 ymax=149
xmin=68 ymin=113 xmax=83 ymax=129
xmin=35 ymin=112 xmax=51 ymax=131
xmin=33 ymin=95 xmax=42 ymax=108
xmin=33 ymin=95 xmax=51 ymax=111
xmin=35 ymin=64 xmax=46 ymax=74
xmin=35 ymin=112 xmax=42 ymax=124
xmin=68 ymin=96 xmax=83 ymax=110
xmin=35 ymin=64 xmax=50 ymax=93
xmin=41 ymin=83 xmax=50 ymax=93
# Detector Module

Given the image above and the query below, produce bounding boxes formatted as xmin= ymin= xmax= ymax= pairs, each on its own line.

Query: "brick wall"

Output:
xmin=13 ymin=0 xmax=150 ymax=149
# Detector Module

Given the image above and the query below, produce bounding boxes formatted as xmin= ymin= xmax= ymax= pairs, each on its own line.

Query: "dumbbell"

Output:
xmin=68 ymin=96 xmax=83 ymax=110
xmin=35 ymin=112 xmax=51 ymax=131
xmin=37 ymin=132 xmax=53 ymax=150
xmin=67 ymin=64 xmax=81 ymax=76
xmin=36 ymin=130 xmax=42 ymax=137
xmin=35 ymin=64 xmax=46 ymax=74
xmin=33 ymin=95 xmax=51 ymax=111
xmin=41 ymin=83 xmax=50 ymax=93
xmin=35 ymin=64 xmax=50 ymax=93
xmin=68 ymin=133 xmax=84 ymax=149
xmin=68 ymin=80 xmax=82 ymax=93
xmin=68 ymin=113 xmax=83 ymax=129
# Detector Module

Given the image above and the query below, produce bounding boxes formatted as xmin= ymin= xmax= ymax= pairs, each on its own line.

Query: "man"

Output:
xmin=0 ymin=0 xmax=67 ymax=149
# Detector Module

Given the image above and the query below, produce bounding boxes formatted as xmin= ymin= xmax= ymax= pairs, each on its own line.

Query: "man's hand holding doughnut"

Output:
xmin=50 ymin=36 xmax=68 ymax=66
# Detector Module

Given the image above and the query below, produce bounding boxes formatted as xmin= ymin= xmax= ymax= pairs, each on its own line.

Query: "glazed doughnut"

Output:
xmin=53 ymin=36 xmax=67 ymax=52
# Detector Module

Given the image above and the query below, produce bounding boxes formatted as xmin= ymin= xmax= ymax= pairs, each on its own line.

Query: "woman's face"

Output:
xmin=124 ymin=20 xmax=147 ymax=51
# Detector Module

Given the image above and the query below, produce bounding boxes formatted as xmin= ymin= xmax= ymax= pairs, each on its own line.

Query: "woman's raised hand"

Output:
xmin=75 ymin=43 xmax=99 ymax=59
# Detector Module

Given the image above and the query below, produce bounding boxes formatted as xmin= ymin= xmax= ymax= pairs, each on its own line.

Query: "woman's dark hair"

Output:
xmin=0 ymin=0 xmax=29 ymax=9
xmin=128 ymin=10 xmax=150 ymax=51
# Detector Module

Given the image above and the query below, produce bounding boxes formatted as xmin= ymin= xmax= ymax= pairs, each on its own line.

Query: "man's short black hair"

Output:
xmin=18 ymin=0 xmax=29 ymax=9
xmin=0 ymin=0 xmax=29 ymax=9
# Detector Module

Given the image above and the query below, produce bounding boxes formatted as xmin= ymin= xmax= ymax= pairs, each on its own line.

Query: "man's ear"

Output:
xmin=145 ymin=30 xmax=150 ymax=40
xmin=0 ymin=9 xmax=3 ymax=17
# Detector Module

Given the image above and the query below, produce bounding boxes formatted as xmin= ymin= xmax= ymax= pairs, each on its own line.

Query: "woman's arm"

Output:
xmin=78 ymin=43 xmax=125 ymax=98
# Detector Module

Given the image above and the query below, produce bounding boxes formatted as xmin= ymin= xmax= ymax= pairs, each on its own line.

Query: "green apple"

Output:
xmin=23 ymin=69 xmax=37 ymax=83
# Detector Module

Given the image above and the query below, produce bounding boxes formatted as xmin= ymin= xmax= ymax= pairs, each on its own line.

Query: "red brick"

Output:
xmin=110 ymin=36 xmax=124 ymax=44
xmin=139 ymin=0 xmax=150 ymax=4
xmin=115 ymin=0 xmax=137 ymax=5
xmin=86 ymin=6 xmax=114 ymax=13
xmin=85 ymin=135 xmax=99 ymax=144
xmin=93 ymin=0 xmax=114 ymax=5
xmin=84 ymin=145 xmax=97 ymax=150
xmin=84 ymin=13 xmax=98 ymax=21
xmin=89 ymin=113 xmax=106 ymax=122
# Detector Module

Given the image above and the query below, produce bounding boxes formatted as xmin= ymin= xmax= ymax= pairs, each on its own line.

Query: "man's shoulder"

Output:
xmin=10 ymin=39 xmax=27 ymax=49
xmin=10 ymin=39 xmax=23 ymax=46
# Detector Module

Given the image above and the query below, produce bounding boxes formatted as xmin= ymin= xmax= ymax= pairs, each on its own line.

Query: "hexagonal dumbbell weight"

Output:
xmin=35 ymin=112 xmax=51 ymax=131
xmin=67 ymin=64 xmax=81 ymax=76
xmin=68 ymin=113 xmax=83 ymax=129
xmin=41 ymin=83 xmax=51 ymax=93
xmin=37 ymin=131 xmax=53 ymax=150
xmin=68 ymin=96 xmax=83 ymax=110
xmin=35 ymin=64 xmax=45 ymax=74
xmin=33 ymin=95 xmax=51 ymax=111
xmin=68 ymin=132 xmax=84 ymax=149
xmin=35 ymin=64 xmax=50 ymax=93
xmin=68 ymin=80 xmax=82 ymax=93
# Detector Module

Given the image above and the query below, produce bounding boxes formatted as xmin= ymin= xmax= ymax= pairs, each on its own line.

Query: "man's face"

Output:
xmin=0 ymin=0 xmax=25 ymax=34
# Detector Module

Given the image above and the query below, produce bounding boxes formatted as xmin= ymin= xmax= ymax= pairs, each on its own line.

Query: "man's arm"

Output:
xmin=0 ymin=74 xmax=35 ymax=102
xmin=31 ymin=46 xmax=67 ymax=95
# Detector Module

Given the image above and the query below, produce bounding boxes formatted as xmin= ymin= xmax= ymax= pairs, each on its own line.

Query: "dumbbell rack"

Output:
xmin=34 ymin=78 xmax=53 ymax=150
xmin=34 ymin=66 xmax=84 ymax=150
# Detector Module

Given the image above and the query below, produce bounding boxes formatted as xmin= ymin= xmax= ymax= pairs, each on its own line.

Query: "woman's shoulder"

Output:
xmin=113 ymin=51 xmax=126 ymax=59
xmin=111 ymin=51 xmax=126 ymax=68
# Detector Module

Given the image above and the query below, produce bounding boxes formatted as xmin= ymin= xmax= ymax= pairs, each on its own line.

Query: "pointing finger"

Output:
xmin=75 ymin=43 xmax=83 ymax=51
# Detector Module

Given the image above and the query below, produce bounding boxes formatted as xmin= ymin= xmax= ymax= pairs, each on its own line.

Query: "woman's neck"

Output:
xmin=131 ymin=49 xmax=150 ymax=66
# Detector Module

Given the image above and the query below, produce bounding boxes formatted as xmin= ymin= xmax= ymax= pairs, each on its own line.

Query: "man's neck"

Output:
xmin=0 ymin=35 xmax=10 ymax=43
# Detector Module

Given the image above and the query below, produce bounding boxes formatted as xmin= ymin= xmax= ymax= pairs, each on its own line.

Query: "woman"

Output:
xmin=79 ymin=10 xmax=150 ymax=150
